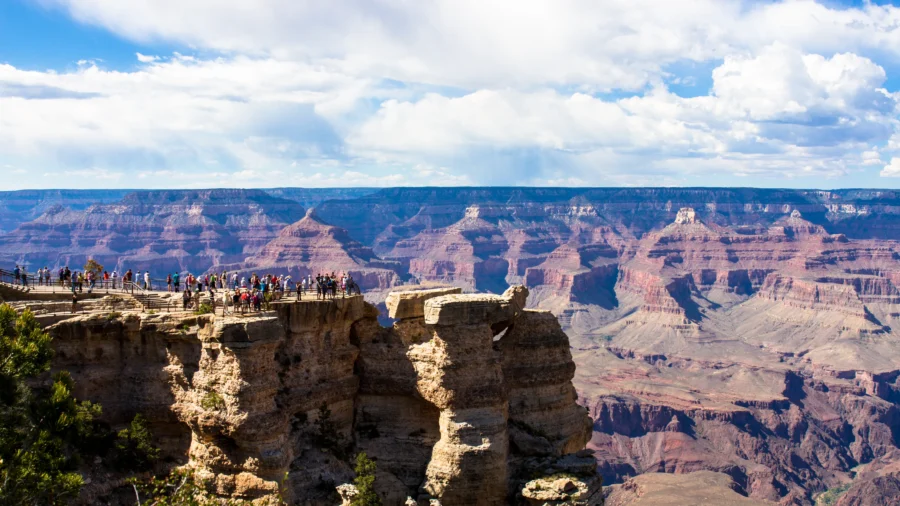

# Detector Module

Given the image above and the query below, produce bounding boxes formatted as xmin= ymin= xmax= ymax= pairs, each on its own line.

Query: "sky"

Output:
xmin=2 ymin=1 xmax=900 ymax=189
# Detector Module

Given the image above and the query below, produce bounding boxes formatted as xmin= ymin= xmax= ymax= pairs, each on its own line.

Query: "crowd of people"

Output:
xmin=8 ymin=264 xmax=364 ymax=316
xmin=176 ymin=271 xmax=363 ymax=315
xmin=13 ymin=265 xmax=105 ymax=294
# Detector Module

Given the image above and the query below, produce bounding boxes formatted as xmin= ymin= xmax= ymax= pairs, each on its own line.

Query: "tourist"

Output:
xmin=166 ymin=274 xmax=173 ymax=292
xmin=240 ymin=291 xmax=249 ymax=314
xmin=173 ymin=272 xmax=180 ymax=293
xmin=13 ymin=265 xmax=20 ymax=285
xmin=183 ymin=288 xmax=191 ymax=311
xmin=347 ymin=275 xmax=361 ymax=295
xmin=71 ymin=293 xmax=77 ymax=314
xmin=222 ymin=288 xmax=231 ymax=315
xmin=111 ymin=270 xmax=118 ymax=290
xmin=21 ymin=270 xmax=27 ymax=288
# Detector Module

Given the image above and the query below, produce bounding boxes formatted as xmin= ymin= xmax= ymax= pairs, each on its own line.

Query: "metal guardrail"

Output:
xmin=0 ymin=268 xmax=37 ymax=290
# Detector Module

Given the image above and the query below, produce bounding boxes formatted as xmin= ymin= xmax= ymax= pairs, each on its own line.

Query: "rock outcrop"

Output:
xmin=33 ymin=285 xmax=598 ymax=505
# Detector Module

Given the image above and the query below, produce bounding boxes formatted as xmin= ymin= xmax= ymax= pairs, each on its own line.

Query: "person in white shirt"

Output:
xmin=111 ymin=270 xmax=118 ymax=289
xmin=144 ymin=271 xmax=151 ymax=290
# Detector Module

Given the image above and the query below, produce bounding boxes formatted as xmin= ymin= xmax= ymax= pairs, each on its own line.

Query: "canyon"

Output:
xmin=2 ymin=187 xmax=900 ymax=505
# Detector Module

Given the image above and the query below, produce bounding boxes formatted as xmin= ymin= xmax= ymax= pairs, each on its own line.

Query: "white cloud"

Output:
xmin=881 ymin=158 xmax=900 ymax=178
xmin=135 ymin=52 xmax=159 ymax=63
xmin=862 ymin=149 xmax=882 ymax=166
xmin=347 ymin=44 xmax=898 ymax=180
xmin=4 ymin=1 xmax=900 ymax=187
xmin=36 ymin=0 xmax=900 ymax=90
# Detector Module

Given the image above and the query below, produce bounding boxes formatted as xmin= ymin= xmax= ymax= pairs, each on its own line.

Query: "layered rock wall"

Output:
xmin=42 ymin=287 xmax=598 ymax=505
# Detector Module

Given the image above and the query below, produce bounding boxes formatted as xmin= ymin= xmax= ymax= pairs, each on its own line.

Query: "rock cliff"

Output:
xmin=35 ymin=286 xmax=599 ymax=505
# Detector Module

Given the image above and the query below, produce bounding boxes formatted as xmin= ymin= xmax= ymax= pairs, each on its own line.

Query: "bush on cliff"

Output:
xmin=351 ymin=452 xmax=382 ymax=506
xmin=113 ymin=413 xmax=160 ymax=471
xmin=195 ymin=303 xmax=214 ymax=315
xmin=0 ymin=304 xmax=103 ymax=504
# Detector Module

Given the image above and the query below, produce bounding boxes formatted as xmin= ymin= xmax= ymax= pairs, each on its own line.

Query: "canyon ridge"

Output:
xmin=3 ymin=186 xmax=900 ymax=505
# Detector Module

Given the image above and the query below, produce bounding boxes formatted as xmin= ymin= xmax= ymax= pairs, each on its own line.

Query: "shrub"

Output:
xmin=106 ymin=311 xmax=122 ymax=321
xmin=350 ymin=452 xmax=382 ymax=506
xmin=201 ymin=391 xmax=225 ymax=411
xmin=112 ymin=413 xmax=160 ymax=471
xmin=195 ymin=303 xmax=214 ymax=315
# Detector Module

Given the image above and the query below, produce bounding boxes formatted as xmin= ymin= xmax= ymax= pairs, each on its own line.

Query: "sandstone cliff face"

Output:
xmin=354 ymin=286 xmax=600 ymax=505
xmin=37 ymin=286 xmax=598 ymax=505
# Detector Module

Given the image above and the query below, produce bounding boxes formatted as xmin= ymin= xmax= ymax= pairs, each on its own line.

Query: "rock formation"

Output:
xmin=24 ymin=285 xmax=599 ymax=505
xmin=0 ymin=189 xmax=307 ymax=275
xmin=229 ymin=209 xmax=405 ymax=290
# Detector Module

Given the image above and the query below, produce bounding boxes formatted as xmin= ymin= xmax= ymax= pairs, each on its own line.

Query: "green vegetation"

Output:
xmin=0 ymin=304 xmax=103 ymax=504
xmin=194 ymin=303 xmax=214 ymax=315
xmin=106 ymin=311 xmax=123 ymax=321
xmin=201 ymin=391 xmax=225 ymax=411
xmin=816 ymin=483 xmax=852 ymax=506
xmin=112 ymin=414 xmax=160 ymax=471
xmin=350 ymin=452 xmax=382 ymax=506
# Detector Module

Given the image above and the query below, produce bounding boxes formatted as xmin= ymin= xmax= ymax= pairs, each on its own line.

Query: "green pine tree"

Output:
xmin=0 ymin=304 xmax=101 ymax=504
xmin=351 ymin=452 xmax=382 ymax=506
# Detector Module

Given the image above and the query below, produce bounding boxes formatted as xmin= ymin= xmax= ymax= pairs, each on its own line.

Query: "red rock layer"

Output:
xmin=231 ymin=211 xmax=404 ymax=290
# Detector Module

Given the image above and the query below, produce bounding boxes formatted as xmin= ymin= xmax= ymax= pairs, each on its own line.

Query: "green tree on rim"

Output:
xmin=0 ymin=304 xmax=102 ymax=504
